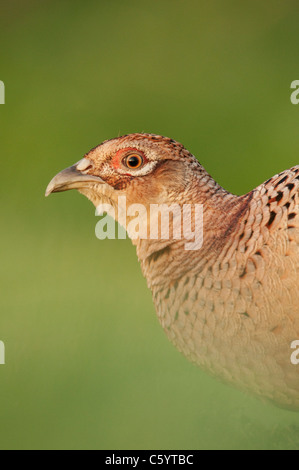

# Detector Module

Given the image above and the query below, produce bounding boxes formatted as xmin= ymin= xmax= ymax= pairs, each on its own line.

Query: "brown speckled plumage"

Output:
xmin=46 ymin=133 xmax=299 ymax=410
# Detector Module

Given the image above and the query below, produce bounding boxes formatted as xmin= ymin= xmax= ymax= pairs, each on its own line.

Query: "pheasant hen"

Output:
xmin=46 ymin=133 xmax=299 ymax=410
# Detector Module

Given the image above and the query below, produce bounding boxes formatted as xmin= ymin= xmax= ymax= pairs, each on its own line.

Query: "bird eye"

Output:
xmin=124 ymin=154 xmax=143 ymax=169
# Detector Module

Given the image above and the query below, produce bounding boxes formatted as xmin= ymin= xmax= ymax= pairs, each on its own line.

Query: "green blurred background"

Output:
xmin=1 ymin=0 xmax=299 ymax=450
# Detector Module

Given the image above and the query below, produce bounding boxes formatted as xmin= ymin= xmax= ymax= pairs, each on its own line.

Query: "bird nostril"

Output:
xmin=77 ymin=158 xmax=93 ymax=173
xmin=83 ymin=165 xmax=93 ymax=173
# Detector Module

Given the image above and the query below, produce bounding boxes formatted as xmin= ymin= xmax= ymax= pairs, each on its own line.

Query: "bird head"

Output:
xmin=45 ymin=133 xmax=207 ymax=210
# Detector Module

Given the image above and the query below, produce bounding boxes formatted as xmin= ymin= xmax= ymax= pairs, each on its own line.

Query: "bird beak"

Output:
xmin=45 ymin=158 xmax=104 ymax=197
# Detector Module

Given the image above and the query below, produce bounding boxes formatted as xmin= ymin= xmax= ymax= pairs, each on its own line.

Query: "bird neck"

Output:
xmin=133 ymin=170 xmax=252 ymax=290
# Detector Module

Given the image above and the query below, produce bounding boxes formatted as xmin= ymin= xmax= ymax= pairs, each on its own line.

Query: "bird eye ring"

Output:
xmin=124 ymin=154 xmax=144 ymax=169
